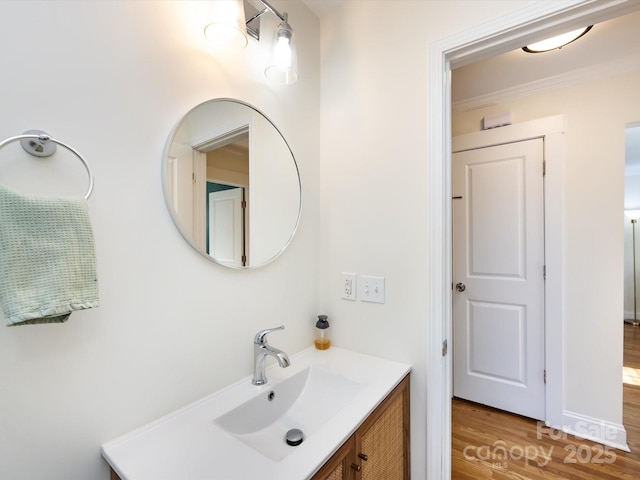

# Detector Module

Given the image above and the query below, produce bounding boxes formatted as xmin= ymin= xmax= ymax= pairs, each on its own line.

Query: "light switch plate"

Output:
xmin=359 ymin=275 xmax=385 ymax=304
xmin=341 ymin=272 xmax=357 ymax=301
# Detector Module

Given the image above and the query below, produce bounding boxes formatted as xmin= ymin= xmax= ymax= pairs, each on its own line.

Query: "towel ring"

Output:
xmin=0 ymin=130 xmax=94 ymax=199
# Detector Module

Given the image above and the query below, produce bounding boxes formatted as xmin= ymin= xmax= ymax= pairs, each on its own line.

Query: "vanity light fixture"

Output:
xmin=245 ymin=0 xmax=298 ymax=84
xmin=522 ymin=25 xmax=592 ymax=53
xmin=204 ymin=0 xmax=248 ymax=49
xmin=204 ymin=0 xmax=298 ymax=84
xmin=264 ymin=12 xmax=298 ymax=84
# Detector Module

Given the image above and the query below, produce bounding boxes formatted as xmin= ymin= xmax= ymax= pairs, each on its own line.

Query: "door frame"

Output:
xmin=425 ymin=1 xmax=640 ymax=479
xmin=452 ymin=116 xmax=565 ymax=425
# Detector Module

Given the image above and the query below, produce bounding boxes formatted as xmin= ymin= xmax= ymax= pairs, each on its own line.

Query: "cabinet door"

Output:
xmin=356 ymin=376 xmax=410 ymax=480
xmin=311 ymin=436 xmax=356 ymax=480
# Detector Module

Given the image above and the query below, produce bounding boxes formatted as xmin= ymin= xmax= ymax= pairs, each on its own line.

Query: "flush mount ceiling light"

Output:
xmin=204 ymin=0 xmax=248 ymax=49
xmin=523 ymin=25 xmax=593 ymax=53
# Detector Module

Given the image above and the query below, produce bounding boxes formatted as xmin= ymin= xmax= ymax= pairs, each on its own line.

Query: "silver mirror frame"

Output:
xmin=161 ymin=98 xmax=302 ymax=269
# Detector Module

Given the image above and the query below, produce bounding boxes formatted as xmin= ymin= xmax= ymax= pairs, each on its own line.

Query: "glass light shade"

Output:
xmin=625 ymin=209 xmax=640 ymax=221
xmin=265 ymin=18 xmax=298 ymax=84
xmin=523 ymin=26 xmax=592 ymax=53
xmin=204 ymin=0 xmax=248 ymax=50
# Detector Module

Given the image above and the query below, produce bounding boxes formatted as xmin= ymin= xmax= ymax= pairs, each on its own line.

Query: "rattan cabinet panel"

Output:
xmin=355 ymin=375 xmax=410 ymax=480
xmin=312 ymin=435 xmax=356 ymax=480
xmin=326 ymin=463 xmax=343 ymax=480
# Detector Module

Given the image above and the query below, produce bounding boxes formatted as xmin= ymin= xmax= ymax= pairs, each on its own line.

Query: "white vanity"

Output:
xmin=101 ymin=347 xmax=410 ymax=479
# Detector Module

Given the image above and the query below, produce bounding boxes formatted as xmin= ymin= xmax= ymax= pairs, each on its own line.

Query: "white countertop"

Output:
xmin=101 ymin=346 xmax=411 ymax=480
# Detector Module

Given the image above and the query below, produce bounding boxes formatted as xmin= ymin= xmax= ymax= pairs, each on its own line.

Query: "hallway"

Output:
xmin=451 ymin=324 xmax=640 ymax=479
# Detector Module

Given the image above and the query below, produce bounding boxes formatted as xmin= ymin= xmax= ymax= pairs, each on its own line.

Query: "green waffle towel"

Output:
xmin=0 ymin=185 xmax=99 ymax=326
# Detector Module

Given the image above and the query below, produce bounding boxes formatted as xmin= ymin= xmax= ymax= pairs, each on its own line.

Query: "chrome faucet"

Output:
xmin=252 ymin=325 xmax=290 ymax=386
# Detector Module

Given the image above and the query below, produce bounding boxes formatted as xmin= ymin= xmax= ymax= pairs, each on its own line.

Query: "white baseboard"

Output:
xmin=552 ymin=411 xmax=630 ymax=452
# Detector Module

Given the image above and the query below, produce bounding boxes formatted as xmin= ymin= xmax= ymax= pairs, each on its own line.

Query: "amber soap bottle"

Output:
xmin=314 ymin=315 xmax=331 ymax=350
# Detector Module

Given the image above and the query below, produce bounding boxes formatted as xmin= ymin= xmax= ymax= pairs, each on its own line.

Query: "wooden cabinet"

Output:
xmin=110 ymin=375 xmax=410 ymax=480
xmin=311 ymin=435 xmax=356 ymax=480
xmin=311 ymin=375 xmax=410 ymax=480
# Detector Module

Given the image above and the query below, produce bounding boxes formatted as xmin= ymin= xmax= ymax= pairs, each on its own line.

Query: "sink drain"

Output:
xmin=285 ymin=428 xmax=304 ymax=446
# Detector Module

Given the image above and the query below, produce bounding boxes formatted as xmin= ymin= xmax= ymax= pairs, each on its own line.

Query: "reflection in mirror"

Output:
xmin=163 ymin=99 xmax=301 ymax=268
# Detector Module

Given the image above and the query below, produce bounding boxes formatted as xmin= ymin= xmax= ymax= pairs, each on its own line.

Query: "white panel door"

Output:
xmin=208 ymin=188 xmax=244 ymax=267
xmin=452 ymin=138 xmax=545 ymax=420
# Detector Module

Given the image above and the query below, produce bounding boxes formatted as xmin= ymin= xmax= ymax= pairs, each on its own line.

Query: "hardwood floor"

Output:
xmin=451 ymin=324 xmax=640 ymax=479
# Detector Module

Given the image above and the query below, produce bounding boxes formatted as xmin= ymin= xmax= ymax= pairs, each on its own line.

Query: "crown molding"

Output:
xmin=452 ymin=52 xmax=640 ymax=112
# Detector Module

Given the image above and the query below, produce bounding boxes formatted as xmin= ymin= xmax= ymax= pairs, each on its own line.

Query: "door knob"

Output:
xmin=455 ymin=282 xmax=466 ymax=292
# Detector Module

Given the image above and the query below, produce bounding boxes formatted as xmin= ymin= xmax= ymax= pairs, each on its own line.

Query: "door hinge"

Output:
xmin=543 ymin=265 xmax=546 ymax=280
xmin=544 ymin=369 xmax=547 ymax=384
xmin=442 ymin=339 xmax=448 ymax=357
xmin=241 ymin=200 xmax=247 ymax=209
xmin=543 ymin=161 xmax=546 ymax=176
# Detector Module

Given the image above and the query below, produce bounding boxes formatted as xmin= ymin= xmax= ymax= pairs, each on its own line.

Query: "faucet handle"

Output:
xmin=254 ymin=325 xmax=285 ymax=345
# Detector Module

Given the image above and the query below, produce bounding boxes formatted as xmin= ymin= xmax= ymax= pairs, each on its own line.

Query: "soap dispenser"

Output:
xmin=315 ymin=315 xmax=331 ymax=350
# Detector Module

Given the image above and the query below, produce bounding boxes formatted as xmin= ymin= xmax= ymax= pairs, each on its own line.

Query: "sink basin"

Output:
xmin=214 ymin=365 xmax=365 ymax=460
xmin=101 ymin=347 xmax=411 ymax=480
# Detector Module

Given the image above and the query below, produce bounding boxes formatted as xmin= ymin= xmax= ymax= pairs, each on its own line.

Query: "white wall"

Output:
xmin=315 ymin=1 xmax=539 ymax=478
xmin=453 ymin=70 xmax=640 ymax=426
xmin=0 ymin=2 xmax=319 ymax=479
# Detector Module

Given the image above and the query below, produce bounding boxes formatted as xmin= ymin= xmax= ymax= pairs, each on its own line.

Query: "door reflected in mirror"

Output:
xmin=163 ymin=99 xmax=301 ymax=268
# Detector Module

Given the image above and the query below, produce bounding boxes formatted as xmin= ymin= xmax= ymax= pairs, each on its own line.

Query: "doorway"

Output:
xmin=426 ymin=2 xmax=640 ymax=479
xmin=196 ymin=131 xmax=250 ymax=266
xmin=625 ymin=123 xmax=640 ymax=325
xmin=449 ymin=115 xmax=564 ymax=429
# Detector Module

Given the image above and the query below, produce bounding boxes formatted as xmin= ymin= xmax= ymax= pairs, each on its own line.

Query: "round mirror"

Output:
xmin=162 ymin=99 xmax=301 ymax=268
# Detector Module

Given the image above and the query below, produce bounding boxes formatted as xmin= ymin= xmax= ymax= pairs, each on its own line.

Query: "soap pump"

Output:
xmin=314 ymin=315 xmax=331 ymax=350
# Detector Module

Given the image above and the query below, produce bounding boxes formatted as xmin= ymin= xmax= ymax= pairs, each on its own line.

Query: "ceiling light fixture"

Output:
xmin=523 ymin=25 xmax=593 ymax=53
